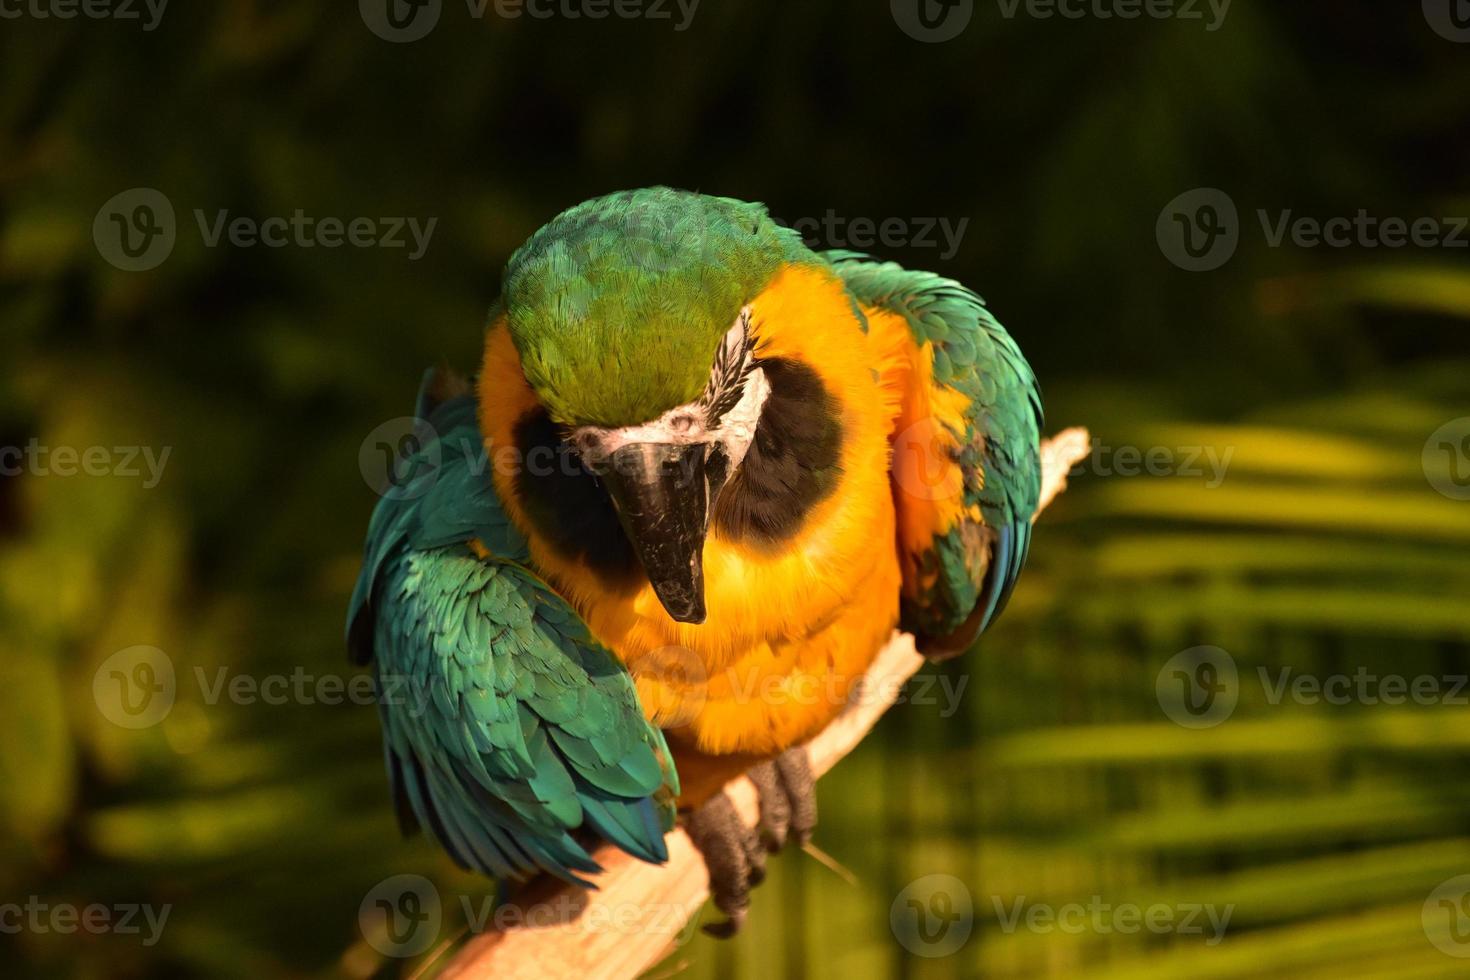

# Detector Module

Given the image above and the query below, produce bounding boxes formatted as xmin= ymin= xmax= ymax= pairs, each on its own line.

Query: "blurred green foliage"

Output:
xmin=1 ymin=2 xmax=1468 ymax=977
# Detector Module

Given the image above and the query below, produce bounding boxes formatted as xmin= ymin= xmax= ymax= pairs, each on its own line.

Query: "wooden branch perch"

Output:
xmin=439 ymin=427 xmax=1092 ymax=980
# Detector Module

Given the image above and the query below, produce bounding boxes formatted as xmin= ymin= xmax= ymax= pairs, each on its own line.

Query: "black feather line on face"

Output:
xmin=701 ymin=312 xmax=757 ymax=428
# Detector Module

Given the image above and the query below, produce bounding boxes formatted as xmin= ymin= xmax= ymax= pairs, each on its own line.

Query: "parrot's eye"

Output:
xmin=571 ymin=431 xmax=608 ymax=468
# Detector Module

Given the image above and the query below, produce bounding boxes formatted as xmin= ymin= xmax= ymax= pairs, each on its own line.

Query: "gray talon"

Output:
xmin=687 ymin=792 xmax=755 ymax=937
xmin=686 ymin=747 xmax=819 ymax=938
xmin=701 ymin=907 xmax=746 ymax=939
xmin=774 ymin=749 xmax=817 ymax=847
xmin=749 ymin=760 xmax=792 ymax=849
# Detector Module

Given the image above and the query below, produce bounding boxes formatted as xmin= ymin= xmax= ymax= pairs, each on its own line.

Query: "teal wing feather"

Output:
xmin=347 ymin=370 xmax=678 ymax=884
xmin=824 ymin=251 xmax=1044 ymax=656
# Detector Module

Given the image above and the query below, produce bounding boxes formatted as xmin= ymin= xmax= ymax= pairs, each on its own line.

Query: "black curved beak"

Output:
xmin=597 ymin=443 xmax=710 ymax=624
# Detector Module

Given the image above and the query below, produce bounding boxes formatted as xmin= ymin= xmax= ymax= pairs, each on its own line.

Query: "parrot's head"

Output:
xmin=500 ymin=188 xmax=807 ymax=625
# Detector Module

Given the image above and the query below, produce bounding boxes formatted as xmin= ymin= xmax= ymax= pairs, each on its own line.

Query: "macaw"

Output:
xmin=347 ymin=188 xmax=1042 ymax=933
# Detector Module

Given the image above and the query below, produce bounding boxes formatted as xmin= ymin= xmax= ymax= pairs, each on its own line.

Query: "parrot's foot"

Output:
xmin=685 ymin=748 xmax=817 ymax=938
xmin=749 ymin=748 xmax=817 ymax=851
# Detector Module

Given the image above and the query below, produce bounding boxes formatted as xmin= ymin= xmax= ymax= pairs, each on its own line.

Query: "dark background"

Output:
xmin=3 ymin=1 xmax=1469 ymax=977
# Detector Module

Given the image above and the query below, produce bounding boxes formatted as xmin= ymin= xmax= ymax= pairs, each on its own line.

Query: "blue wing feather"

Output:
xmin=347 ymin=370 xmax=677 ymax=885
xmin=825 ymin=251 xmax=1043 ymax=655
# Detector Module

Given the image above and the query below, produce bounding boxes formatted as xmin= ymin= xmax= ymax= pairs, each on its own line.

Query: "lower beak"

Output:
xmin=597 ymin=443 xmax=710 ymax=624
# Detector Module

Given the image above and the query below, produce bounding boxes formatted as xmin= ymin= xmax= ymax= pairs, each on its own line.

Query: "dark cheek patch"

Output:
xmin=512 ymin=410 xmax=641 ymax=586
xmin=711 ymin=358 xmax=843 ymax=546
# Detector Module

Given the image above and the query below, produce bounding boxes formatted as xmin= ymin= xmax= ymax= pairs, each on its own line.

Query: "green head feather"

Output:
xmin=502 ymin=187 xmax=811 ymax=427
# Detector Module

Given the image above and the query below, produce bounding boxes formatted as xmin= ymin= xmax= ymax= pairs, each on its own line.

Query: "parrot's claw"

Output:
xmin=749 ymin=749 xmax=817 ymax=851
xmin=686 ymin=748 xmax=818 ymax=938
xmin=686 ymin=791 xmax=764 ymax=937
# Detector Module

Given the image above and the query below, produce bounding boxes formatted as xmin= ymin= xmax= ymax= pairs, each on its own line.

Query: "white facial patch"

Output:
xmin=714 ymin=360 xmax=769 ymax=471
xmin=569 ymin=306 xmax=769 ymax=469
